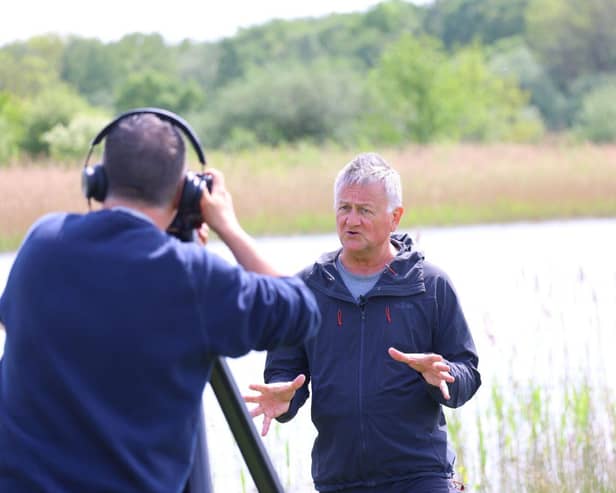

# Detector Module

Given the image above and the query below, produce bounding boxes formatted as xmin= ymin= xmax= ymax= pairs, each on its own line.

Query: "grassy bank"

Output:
xmin=1 ymin=142 xmax=615 ymax=252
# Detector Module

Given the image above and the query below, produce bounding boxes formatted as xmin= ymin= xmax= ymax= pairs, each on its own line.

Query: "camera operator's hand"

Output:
xmin=200 ymin=168 xmax=281 ymax=276
xmin=196 ymin=223 xmax=210 ymax=246
xmin=199 ymin=168 xmax=241 ymax=238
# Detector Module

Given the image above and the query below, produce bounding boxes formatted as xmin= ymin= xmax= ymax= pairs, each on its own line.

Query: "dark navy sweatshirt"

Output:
xmin=0 ymin=210 xmax=320 ymax=493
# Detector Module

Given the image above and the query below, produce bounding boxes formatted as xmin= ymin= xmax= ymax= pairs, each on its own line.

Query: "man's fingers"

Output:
xmin=249 ymin=376 xmax=304 ymax=394
xmin=248 ymin=383 xmax=268 ymax=393
xmin=441 ymin=371 xmax=455 ymax=383
xmin=204 ymin=168 xmax=222 ymax=190
xmin=435 ymin=363 xmax=455 ymax=382
xmin=440 ymin=380 xmax=451 ymax=400
xmin=261 ymin=416 xmax=272 ymax=437
xmin=243 ymin=394 xmax=260 ymax=404
xmin=196 ymin=224 xmax=209 ymax=245
xmin=387 ymin=347 xmax=407 ymax=362
xmin=388 ymin=347 xmax=444 ymax=367
xmin=249 ymin=405 xmax=263 ymax=418
xmin=291 ymin=374 xmax=306 ymax=389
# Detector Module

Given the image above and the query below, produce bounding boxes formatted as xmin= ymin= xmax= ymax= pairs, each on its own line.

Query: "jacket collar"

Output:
xmin=305 ymin=233 xmax=426 ymax=298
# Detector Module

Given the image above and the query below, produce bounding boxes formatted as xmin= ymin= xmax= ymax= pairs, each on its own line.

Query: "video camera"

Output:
xmin=166 ymin=171 xmax=213 ymax=242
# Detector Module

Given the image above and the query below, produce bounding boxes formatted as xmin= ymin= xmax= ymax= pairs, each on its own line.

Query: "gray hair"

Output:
xmin=333 ymin=152 xmax=402 ymax=212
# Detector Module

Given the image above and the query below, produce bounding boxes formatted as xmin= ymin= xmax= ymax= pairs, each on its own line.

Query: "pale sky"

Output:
xmin=0 ymin=0 xmax=404 ymax=46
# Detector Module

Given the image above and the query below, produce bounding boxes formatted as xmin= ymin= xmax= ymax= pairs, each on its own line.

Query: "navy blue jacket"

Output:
xmin=0 ymin=210 xmax=320 ymax=493
xmin=265 ymin=233 xmax=480 ymax=492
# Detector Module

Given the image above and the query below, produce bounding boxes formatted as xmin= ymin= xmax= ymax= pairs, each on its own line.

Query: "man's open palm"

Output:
xmin=244 ymin=374 xmax=306 ymax=436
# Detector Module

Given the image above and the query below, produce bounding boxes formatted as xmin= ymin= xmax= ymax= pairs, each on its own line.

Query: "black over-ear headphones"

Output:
xmin=82 ymin=107 xmax=212 ymax=242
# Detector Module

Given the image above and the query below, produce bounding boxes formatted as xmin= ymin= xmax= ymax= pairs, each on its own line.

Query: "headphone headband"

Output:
xmin=82 ymin=107 xmax=211 ymax=241
xmin=90 ymin=107 xmax=206 ymax=164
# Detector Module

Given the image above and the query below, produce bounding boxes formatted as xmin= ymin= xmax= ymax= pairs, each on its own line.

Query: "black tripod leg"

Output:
xmin=209 ymin=357 xmax=285 ymax=493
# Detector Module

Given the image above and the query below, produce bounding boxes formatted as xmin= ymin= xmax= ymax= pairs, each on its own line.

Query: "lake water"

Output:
xmin=1 ymin=218 xmax=615 ymax=492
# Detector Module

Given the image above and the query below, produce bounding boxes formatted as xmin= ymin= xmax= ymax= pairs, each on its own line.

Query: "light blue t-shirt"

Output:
xmin=336 ymin=257 xmax=381 ymax=300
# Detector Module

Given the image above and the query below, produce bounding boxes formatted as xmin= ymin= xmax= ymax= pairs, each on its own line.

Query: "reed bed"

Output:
xmin=1 ymin=142 xmax=616 ymax=251
xmin=446 ymin=378 xmax=616 ymax=493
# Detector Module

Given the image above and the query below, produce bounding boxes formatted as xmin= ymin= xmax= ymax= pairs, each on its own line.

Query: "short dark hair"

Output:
xmin=103 ymin=113 xmax=185 ymax=207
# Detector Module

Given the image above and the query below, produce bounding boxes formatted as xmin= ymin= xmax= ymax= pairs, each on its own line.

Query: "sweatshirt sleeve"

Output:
xmin=197 ymin=252 xmax=321 ymax=358
xmin=425 ymin=270 xmax=481 ymax=408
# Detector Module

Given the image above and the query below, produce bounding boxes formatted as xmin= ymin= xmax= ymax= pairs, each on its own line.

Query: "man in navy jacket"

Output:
xmin=0 ymin=112 xmax=320 ymax=493
xmin=245 ymin=153 xmax=481 ymax=492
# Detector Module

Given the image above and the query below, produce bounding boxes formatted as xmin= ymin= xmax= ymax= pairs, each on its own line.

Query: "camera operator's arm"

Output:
xmin=200 ymin=168 xmax=281 ymax=277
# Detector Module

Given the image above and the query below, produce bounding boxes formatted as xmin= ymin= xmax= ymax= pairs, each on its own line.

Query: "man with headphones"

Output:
xmin=0 ymin=109 xmax=321 ymax=493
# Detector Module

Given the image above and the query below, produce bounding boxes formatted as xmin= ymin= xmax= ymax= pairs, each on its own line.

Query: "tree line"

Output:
xmin=1 ymin=0 xmax=615 ymax=163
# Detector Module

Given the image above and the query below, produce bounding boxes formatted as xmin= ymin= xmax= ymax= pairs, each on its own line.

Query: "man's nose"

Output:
xmin=346 ymin=208 xmax=361 ymax=225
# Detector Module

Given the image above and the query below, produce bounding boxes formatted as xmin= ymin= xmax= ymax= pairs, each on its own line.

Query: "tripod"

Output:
xmin=184 ymin=357 xmax=285 ymax=493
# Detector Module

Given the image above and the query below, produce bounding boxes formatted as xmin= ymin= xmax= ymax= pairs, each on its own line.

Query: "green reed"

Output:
xmin=446 ymin=378 xmax=616 ymax=493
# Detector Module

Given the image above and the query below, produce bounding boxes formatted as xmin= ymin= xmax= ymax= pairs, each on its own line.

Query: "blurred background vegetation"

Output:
xmin=2 ymin=0 xmax=616 ymax=164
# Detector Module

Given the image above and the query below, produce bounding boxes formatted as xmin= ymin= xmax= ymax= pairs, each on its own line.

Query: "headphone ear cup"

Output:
xmin=168 ymin=173 xmax=205 ymax=242
xmin=178 ymin=172 xmax=203 ymax=219
xmin=82 ymin=164 xmax=108 ymax=202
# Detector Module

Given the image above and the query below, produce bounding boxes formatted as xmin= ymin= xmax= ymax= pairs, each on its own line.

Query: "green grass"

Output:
xmin=446 ymin=378 xmax=616 ymax=493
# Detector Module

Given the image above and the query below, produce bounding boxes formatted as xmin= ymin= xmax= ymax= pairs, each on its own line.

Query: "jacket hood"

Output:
xmin=303 ymin=232 xmax=426 ymax=300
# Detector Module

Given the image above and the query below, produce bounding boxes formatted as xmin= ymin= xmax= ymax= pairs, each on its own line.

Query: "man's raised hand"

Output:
xmin=388 ymin=348 xmax=455 ymax=400
xmin=243 ymin=374 xmax=306 ymax=436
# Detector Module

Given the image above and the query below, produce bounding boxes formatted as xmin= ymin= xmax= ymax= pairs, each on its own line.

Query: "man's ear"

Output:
xmin=391 ymin=206 xmax=404 ymax=231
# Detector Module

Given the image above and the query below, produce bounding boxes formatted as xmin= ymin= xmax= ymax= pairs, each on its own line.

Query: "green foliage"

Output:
xmin=1 ymin=35 xmax=65 ymax=92
xmin=114 ymin=71 xmax=203 ymax=115
xmin=364 ymin=35 xmax=543 ymax=144
xmin=217 ymin=127 xmax=260 ymax=153
xmin=61 ymin=37 xmax=120 ymax=107
xmin=489 ymin=37 xmax=568 ymax=129
xmin=0 ymin=51 xmax=61 ymax=97
xmin=20 ymin=84 xmax=92 ymax=155
xmin=574 ymin=81 xmax=616 ymax=142
xmin=368 ymin=35 xmax=446 ymax=143
xmin=440 ymin=44 xmax=544 ymax=141
xmin=174 ymin=41 xmax=221 ymax=94
xmin=4 ymin=35 xmax=65 ymax=65
xmin=0 ymin=92 xmax=25 ymax=163
xmin=425 ymin=0 xmax=529 ymax=47
xmin=109 ymin=33 xmax=178 ymax=76
xmin=0 ymin=0 xmax=614 ymax=153
xmin=526 ymin=0 xmax=616 ymax=90
xmin=200 ymin=59 xmax=366 ymax=148
xmin=211 ymin=0 xmax=423 ymax=88
xmin=42 ymin=112 xmax=111 ymax=161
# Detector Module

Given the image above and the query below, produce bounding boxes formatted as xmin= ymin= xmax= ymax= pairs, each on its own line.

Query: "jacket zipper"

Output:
xmin=358 ymin=294 xmax=368 ymax=477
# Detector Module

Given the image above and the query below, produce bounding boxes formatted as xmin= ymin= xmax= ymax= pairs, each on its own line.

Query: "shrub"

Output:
xmin=574 ymin=82 xmax=616 ymax=142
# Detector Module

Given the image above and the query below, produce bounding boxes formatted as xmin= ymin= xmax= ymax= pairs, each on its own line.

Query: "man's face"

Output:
xmin=335 ymin=181 xmax=402 ymax=258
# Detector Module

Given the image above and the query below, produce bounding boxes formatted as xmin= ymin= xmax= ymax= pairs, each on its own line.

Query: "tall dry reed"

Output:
xmin=1 ymin=143 xmax=615 ymax=251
